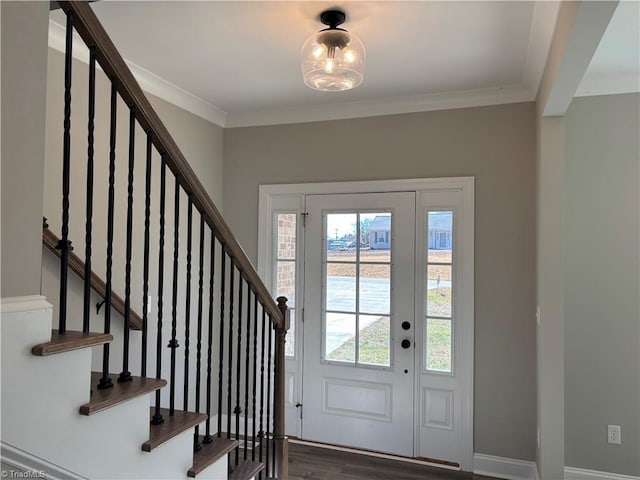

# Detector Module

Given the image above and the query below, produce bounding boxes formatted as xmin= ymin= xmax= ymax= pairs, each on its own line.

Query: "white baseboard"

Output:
xmin=1 ymin=442 xmax=88 ymax=480
xmin=473 ymin=453 xmax=539 ymax=480
xmin=565 ymin=466 xmax=640 ymax=480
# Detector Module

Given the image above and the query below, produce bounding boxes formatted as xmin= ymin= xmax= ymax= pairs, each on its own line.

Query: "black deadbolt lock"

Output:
xmin=401 ymin=321 xmax=411 ymax=330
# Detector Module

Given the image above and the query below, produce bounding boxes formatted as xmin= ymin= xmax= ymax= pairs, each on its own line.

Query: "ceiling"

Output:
xmin=49 ymin=1 xmax=639 ymax=127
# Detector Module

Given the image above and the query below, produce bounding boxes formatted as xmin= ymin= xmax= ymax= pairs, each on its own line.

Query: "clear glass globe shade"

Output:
xmin=301 ymin=29 xmax=366 ymax=92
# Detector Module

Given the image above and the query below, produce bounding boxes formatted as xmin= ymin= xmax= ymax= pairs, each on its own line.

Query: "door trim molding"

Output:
xmin=258 ymin=177 xmax=474 ymax=469
xmin=259 ymin=177 xmax=473 ymax=197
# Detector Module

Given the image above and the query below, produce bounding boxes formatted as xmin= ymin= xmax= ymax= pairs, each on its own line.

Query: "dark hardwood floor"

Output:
xmin=288 ymin=442 xmax=501 ymax=480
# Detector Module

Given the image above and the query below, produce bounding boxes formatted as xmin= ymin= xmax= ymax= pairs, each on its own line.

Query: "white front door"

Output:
xmin=301 ymin=192 xmax=416 ymax=456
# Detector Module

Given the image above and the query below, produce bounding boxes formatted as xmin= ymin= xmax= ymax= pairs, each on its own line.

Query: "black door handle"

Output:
xmin=401 ymin=339 xmax=412 ymax=349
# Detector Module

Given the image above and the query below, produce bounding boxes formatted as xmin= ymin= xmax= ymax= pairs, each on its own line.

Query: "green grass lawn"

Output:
xmin=326 ymin=287 xmax=452 ymax=370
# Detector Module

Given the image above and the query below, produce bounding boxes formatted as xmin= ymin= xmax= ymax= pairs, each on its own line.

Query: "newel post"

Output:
xmin=274 ymin=296 xmax=290 ymax=480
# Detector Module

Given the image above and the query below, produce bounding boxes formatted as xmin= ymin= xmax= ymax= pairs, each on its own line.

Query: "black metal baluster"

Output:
xmin=251 ymin=294 xmax=258 ymax=462
xmin=234 ymin=277 xmax=243 ymax=465
xmin=193 ymin=216 xmax=205 ymax=451
xmin=151 ymin=157 xmax=167 ymax=425
xmin=168 ymin=180 xmax=180 ymax=414
xmin=203 ymin=229 xmax=216 ymax=444
xmin=57 ymin=11 xmax=74 ymax=335
xmin=227 ymin=260 xmax=235 ymax=440
xmin=119 ymin=106 xmax=136 ymax=384
xmin=258 ymin=308 xmax=266 ymax=479
xmin=97 ymin=79 xmax=118 ymax=391
xmin=266 ymin=314 xmax=273 ymax=477
xmin=217 ymin=250 xmax=226 ymax=438
xmin=82 ymin=46 xmax=96 ymax=334
xmin=244 ymin=288 xmax=252 ymax=459
xmin=183 ymin=199 xmax=193 ymax=411
xmin=141 ymin=133 xmax=152 ymax=377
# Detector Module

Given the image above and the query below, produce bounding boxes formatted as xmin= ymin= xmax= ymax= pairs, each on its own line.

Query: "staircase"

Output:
xmin=1 ymin=2 xmax=288 ymax=479
xmin=2 ymin=296 xmax=232 ymax=479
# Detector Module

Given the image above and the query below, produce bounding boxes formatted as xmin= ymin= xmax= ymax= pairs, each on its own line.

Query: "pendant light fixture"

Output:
xmin=301 ymin=9 xmax=366 ymax=92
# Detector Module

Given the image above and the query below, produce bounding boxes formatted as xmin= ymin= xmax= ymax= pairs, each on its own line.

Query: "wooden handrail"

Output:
xmin=43 ymin=228 xmax=143 ymax=330
xmin=57 ymin=1 xmax=283 ymax=328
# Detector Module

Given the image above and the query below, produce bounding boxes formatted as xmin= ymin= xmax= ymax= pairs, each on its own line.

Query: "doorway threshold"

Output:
xmin=289 ymin=438 xmax=460 ymax=471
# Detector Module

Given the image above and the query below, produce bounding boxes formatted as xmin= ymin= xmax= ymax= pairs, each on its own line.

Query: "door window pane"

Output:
xmin=426 ymin=265 xmax=452 ymax=318
xmin=277 ymin=261 xmax=296 ymax=308
xmin=325 ymin=313 xmax=356 ymax=362
xmin=326 ymin=264 xmax=356 ymax=312
xmin=358 ymin=315 xmax=390 ymax=367
xmin=285 ymin=309 xmax=296 ymax=357
xmin=359 ymin=264 xmax=390 ymax=314
xmin=427 ymin=211 xmax=453 ymax=264
xmin=425 ymin=211 xmax=453 ymax=373
xmin=277 ymin=214 xmax=297 ymax=260
xmin=360 ymin=213 xmax=391 ymax=263
xmin=327 ymin=213 xmax=357 ymax=261
xmin=426 ymin=318 xmax=452 ymax=372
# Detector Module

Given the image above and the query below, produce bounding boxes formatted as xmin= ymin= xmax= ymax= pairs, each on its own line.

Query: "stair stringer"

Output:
xmin=0 ymin=296 xmax=229 ymax=479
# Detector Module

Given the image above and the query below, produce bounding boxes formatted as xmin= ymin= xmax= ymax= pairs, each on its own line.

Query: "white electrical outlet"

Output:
xmin=607 ymin=425 xmax=621 ymax=445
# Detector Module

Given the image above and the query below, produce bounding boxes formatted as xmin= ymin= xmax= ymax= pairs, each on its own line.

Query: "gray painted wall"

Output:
xmin=223 ymin=102 xmax=537 ymax=461
xmin=1 ymin=1 xmax=50 ymax=298
xmin=564 ymin=94 xmax=640 ymax=476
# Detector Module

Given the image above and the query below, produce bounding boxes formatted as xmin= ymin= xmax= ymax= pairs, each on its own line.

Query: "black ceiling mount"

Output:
xmin=320 ymin=9 xmax=346 ymax=29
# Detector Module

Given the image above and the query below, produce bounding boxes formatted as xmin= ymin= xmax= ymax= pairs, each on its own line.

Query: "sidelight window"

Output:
xmin=425 ymin=210 xmax=454 ymax=373
xmin=274 ymin=212 xmax=297 ymax=357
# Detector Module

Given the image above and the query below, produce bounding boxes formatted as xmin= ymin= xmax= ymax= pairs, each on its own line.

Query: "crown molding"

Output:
xmin=225 ymin=84 xmax=534 ymax=128
xmin=48 ymin=20 xmax=227 ymax=127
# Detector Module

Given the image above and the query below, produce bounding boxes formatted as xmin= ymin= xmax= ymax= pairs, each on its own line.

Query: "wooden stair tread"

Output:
xmin=142 ymin=408 xmax=207 ymax=452
xmin=32 ymin=330 xmax=112 ymax=356
xmin=188 ymin=436 xmax=239 ymax=478
xmin=80 ymin=372 xmax=166 ymax=416
xmin=229 ymin=460 xmax=265 ymax=480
